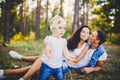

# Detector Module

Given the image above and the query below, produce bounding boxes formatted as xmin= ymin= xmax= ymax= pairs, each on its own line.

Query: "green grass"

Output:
xmin=0 ymin=41 xmax=120 ymax=80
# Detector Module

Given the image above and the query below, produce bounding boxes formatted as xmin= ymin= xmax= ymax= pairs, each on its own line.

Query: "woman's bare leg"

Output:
xmin=22 ymin=55 xmax=42 ymax=80
xmin=4 ymin=66 xmax=31 ymax=76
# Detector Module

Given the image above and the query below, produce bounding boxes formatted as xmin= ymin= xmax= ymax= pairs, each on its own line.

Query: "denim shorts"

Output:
xmin=39 ymin=63 xmax=63 ymax=80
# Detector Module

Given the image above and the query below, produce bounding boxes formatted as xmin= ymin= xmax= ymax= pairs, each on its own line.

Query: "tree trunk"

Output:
xmin=4 ymin=0 xmax=11 ymax=43
xmin=22 ymin=2 xmax=27 ymax=35
xmin=45 ymin=0 xmax=49 ymax=36
xmin=35 ymin=0 xmax=41 ymax=39
xmin=19 ymin=3 xmax=23 ymax=33
xmin=81 ymin=0 xmax=85 ymax=25
xmin=60 ymin=0 xmax=63 ymax=17
xmin=85 ymin=2 xmax=89 ymax=25
xmin=72 ymin=0 xmax=79 ymax=33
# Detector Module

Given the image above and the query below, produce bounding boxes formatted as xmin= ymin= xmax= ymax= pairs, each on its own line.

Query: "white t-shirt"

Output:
xmin=42 ymin=36 xmax=67 ymax=68
xmin=70 ymin=43 xmax=87 ymax=58
xmin=71 ymin=48 xmax=107 ymax=68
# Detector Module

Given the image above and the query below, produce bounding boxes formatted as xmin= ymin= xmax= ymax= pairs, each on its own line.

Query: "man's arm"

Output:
xmin=81 ymin=60 xmax=106 ymax=73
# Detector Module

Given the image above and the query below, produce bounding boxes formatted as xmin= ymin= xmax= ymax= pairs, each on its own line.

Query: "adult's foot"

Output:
xmin=0 ymin=69 xmax=6 ymax=79
xmin=9 ymin=50 xmax=22 ymax=60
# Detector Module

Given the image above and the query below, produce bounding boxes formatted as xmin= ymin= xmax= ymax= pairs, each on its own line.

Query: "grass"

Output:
xmin=0 ymin=41 xmax=120 ymax=80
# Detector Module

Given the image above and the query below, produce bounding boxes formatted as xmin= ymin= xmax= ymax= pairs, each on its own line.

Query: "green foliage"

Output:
xmin=102 ymin=0 xmax=120 ymax=34
xmin=92 ymin=8 xmax=112 ymax=34
xmin=89 ymin=13 xmax=111 ymax=34
xmin=63 ymin=28 xmax=72 ymax=38
xmin=0 ymin=2 xmax=5 ymax=37
xmin=94 ymin=0 xmax=120 ymax=34
xmin=92 ymin=0 xmax=120 ymax=44
xmin=10 ymin=39 xmax=44 ymax=56
xmin=11 ymin=31 xmax=36 ymax=42
xmin=108 ymin=33 xmax=120 ymax=45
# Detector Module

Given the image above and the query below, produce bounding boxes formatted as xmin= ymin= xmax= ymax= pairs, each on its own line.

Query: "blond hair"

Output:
xmin=50 ymin=15 xmax=66 ymax=30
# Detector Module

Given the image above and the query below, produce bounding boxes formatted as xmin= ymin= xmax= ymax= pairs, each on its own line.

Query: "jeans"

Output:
xmin=39 ymin=63 xmax=63 ymax=80
xmin=62 ymin=60 xmax=83 ymax=74
xmin=62 ymin=60 xmax=71 ymax=75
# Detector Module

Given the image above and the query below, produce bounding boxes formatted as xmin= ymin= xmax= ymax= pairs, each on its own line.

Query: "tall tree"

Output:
xmin=4 ymin=0 xmax=11 ymax=43
xmin=85 ymin=1 xmax=89 ymax=25
xmin=35 ymin=0 xmax=41 ymax=39
xmin=72 ymin=0 xmax=79 ymax=33
xmin=81 ymin=0 xmax=85 ymax=25
xmin=45 ymin=0 xmax=49 ymax=36
xmin=60 ymin=0 xmax=64 ymax=17
xmin=1 ymin=0 xmax=25 ymax=43
xmin=81 ymin=0 xmax=89 ymax=25
xmin=19 ymin=2 xmax=25 ymax=34
xmin=22 ymin=2 xmax=27 ymax=35
xmin=0 ymin=1 xmax=5 ymax=37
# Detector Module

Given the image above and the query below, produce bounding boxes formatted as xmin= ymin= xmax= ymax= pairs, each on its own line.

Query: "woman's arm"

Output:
xmin=73 ymin=45 xmax=89 ymax=63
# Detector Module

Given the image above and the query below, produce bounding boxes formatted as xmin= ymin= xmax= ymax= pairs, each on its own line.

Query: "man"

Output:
xmin=62 ymin=30 xmax=107 ymax=74
xmin=80 ymin=30 xmax=107 ymax=73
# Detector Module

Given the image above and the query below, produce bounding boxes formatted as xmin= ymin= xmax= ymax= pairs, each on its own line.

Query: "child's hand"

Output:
xmin=67 ymin=57 xmax=75 ymax=65
xmin=71 ymin=58 xmax=78 ymax=63
xmin=44 ymin=47 xmax=53 ymax=58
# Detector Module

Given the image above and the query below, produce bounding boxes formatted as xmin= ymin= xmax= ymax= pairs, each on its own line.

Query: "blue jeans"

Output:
xmin=62 ymin=60 xmax=71 ymax=75
xmin=39 ymin=63 xmax=63 ymax=80
xmin=62 ymin=60 xmax=83 ymax=75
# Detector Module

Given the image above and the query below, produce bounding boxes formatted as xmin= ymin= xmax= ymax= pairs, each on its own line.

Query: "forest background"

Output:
xmin=0 ymin=0 xmax=120 ymax=80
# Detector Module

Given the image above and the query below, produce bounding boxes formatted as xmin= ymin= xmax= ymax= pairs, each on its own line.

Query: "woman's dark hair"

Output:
xmin=67 ymin=25 xmax=90 ymax=51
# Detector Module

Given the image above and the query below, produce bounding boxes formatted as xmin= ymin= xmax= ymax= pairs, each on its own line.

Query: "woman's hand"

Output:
xmin=67 ymin=57 xmax=76 ymax=65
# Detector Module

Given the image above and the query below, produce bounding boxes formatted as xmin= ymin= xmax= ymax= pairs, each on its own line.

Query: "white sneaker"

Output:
xmin=9 ymin=50 xmax=22 ymax=60
xmin=18 ymin=77 xmax=24 ymax=80
xmin=0 ymin=69 xmax=6 ymax=79
xmin=18 ymin=77 xmax=31 ymax=80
